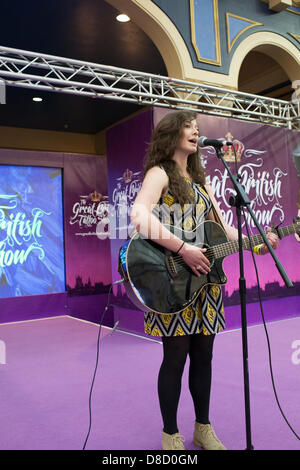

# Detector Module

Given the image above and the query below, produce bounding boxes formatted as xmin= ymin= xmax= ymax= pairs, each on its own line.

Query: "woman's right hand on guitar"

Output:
xmin=179 ymin=243 xmax=211 ymax=277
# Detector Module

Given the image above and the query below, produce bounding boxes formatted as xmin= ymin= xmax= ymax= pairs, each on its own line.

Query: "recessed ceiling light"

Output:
xmin=116 ymin=14 xmax=130 ymax=22
xmin=33 ymin=97 xmax=43 ymax=102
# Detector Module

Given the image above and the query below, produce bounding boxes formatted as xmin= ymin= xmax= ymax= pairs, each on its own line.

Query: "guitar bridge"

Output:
xmin=165 ymin=253 xmax=179 ymax=280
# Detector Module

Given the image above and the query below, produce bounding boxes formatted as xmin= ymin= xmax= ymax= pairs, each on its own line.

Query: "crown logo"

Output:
xmin=123 ymin=168 xmax=133 ymax=183
xmin=90 ymin=190 xmax=102 ymax=202
xmin=222 ymin=132 xmax=244 ymax=162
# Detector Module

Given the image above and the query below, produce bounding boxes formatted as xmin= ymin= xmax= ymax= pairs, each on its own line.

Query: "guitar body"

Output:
xmin=119 ymin=220 xmax=228 ymax=315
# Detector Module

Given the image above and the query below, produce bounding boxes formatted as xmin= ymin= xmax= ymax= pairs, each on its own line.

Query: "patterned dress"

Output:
xmin=144 ymin=180 xmax=225 ymax=337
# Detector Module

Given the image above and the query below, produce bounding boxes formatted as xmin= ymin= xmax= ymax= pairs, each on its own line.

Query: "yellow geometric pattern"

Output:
xmin=226 ymin=13 xmax=263 ymax=53
xmin=183 ymin=216 xmax=194 ymax=231
xmin=289 ymin=32 xmax=300 ymax=43
xmin=163 ymin=194 xmax=175 ymax=207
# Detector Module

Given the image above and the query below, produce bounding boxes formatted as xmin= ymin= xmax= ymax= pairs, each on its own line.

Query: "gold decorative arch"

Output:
xmin=229 ymin=31 xmax=300 ymax=88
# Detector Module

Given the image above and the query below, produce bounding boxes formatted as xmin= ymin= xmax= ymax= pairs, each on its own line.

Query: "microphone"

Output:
xmin=197 ymin=136 xmax=232 ymax=148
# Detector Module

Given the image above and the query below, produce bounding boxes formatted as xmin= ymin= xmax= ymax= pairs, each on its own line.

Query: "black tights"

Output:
xmin=158 ymin=333 xmax=215 ymax=435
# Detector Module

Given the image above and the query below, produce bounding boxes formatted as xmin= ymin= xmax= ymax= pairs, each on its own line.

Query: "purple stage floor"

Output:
xmin=0 ymin=315 xmax=299 ymax=451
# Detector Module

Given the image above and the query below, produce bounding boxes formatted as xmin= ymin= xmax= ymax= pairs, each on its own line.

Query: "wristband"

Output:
xmin=176 ymin=241 xmax=185 ymax=254
xmin=253 ymin=244 xmax=263 ymax=255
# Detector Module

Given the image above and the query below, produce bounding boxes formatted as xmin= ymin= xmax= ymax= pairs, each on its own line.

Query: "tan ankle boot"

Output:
xmin=193 ymin=422 xmax=226 ymax=450
xmin=162 ymin=431 xmax=185 ymax=450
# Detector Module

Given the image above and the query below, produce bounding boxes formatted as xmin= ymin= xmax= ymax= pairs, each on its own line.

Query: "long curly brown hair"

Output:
xmin=144 ymin=110 xmax=206 ymax=205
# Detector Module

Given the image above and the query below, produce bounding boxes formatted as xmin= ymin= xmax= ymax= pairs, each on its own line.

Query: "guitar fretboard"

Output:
xmin=211 ymin=223 xmax=298 ymax=260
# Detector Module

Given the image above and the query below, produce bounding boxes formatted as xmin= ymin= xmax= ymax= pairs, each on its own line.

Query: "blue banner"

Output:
xmin=0 ymin=165 xmax=65 ymax=298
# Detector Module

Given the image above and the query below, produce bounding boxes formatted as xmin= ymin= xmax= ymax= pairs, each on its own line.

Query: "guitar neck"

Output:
xmin=213 ymin=223 xmax=297 ymax=260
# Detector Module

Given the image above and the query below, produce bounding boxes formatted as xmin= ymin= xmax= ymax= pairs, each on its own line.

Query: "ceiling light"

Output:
xmin=33 ymin=97 xmax=43 ymax=102
xmin=116 ymin=14 xmax=130 ymax=22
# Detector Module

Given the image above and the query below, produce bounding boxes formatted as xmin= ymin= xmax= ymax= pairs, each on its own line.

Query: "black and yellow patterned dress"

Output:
xmin=144 ymin=180 xmax=225 ymax=337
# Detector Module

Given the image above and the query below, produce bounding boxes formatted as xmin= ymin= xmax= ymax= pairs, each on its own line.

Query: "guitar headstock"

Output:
xmin=271 ymin=219 xmax=300 ymax=240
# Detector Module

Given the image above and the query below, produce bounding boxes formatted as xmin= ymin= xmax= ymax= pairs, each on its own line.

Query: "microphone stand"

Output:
xmin=214 ymin=145 xmax=293 ymax=451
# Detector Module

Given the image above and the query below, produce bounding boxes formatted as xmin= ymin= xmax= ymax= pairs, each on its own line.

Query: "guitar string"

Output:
xmin=171 ymin=234 xmax=262 ymax=263
xmin=170 ymin=224 xmax=297 ymax=267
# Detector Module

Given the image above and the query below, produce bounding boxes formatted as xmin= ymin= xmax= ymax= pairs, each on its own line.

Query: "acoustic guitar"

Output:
xmin=118 ymin=219 xmax=300 ymax=315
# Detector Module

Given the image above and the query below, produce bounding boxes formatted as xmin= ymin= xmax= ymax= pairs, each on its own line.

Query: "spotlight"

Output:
xmin=116 ymin=14 xmax=130 ymax=22
xmin=33 ymin=97 xmax=43 ymax=102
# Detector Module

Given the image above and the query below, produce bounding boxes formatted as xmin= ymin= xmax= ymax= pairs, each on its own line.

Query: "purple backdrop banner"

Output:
xmin=196 ymin=114 xmax=300 ymax=305
xmin=63 ymin=153 xmax=113 ymax=326
xmin=106 ymin=109 xmax=153 ymax=333
xmin=107 ymin=108 xmax=300 ymax=334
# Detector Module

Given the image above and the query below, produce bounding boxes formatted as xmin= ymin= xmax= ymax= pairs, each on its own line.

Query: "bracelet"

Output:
xmin=253 ymin=244 xmax=263 ymax=255
xmin=175 ymin=241 xmax=185 ymax=254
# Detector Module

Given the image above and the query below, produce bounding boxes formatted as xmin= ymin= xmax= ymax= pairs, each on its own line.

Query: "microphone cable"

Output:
xmin=82 ymin=279 xmax=124 ymax=450
xmin=242 ymin=211 xmax=300 ymax=443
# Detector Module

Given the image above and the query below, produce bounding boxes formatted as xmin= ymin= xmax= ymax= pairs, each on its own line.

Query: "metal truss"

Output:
xmin=0 ymin=45 xmax=299 ymax=130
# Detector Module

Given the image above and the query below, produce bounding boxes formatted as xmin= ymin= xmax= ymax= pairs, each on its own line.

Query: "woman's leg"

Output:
xmin=158 ymin=335 xmax=190 ymax=434
xmin=188 ymin=333 xmax=215 ymax=424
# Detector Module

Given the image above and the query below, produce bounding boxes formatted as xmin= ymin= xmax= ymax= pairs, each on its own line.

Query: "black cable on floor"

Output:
xmin=82 ymin=279 xmax=123 ymax=450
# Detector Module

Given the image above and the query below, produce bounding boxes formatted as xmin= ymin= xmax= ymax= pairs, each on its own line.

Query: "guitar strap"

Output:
xmin=210 ymin=199 xmax=224 ymax=228
xmin=203 ymin=184 xmax=226 ymax=231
